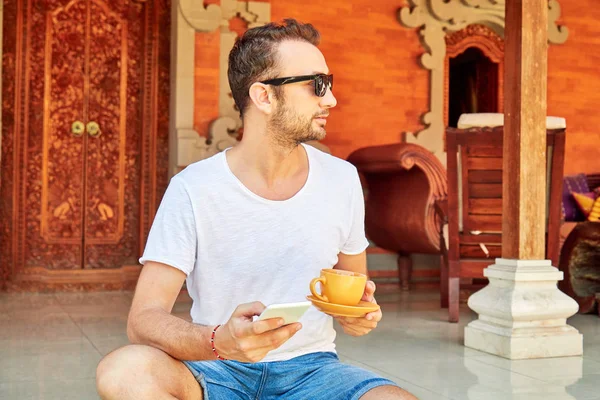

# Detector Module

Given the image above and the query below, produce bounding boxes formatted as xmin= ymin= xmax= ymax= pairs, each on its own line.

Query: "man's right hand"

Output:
xmin=213 ymin=302 xmax=302 ymax=363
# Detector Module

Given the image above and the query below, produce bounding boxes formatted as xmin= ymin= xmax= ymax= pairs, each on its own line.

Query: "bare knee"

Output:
xmin=96 ymin=345 xmax=165 ymax=399
xmin=360 ymin=385 xmax=419 ymax=400
xmin=96 ymin=344 xmax=201 ymax=400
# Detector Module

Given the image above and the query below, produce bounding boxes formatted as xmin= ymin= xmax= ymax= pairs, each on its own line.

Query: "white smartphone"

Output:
xmin=256 ymin=301 xmax=312 ymax=325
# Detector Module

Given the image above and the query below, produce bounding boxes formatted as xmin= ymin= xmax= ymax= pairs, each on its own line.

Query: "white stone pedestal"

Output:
xmin=465 ymin=258 xmax=583 ymax=360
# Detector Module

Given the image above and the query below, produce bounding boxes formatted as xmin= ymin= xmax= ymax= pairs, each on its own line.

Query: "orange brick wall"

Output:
xmin=270 ymin=1 xmax=428 ymax=159
xmin=194 ymin=0 xmax=427 ymax=160
xmin=194 ymin=0 xmax=600 ymax=173
xmin=194 ymin=29 xmax=220 ymax=136
xmin=548 ymin=0 xmax=600 ymax=176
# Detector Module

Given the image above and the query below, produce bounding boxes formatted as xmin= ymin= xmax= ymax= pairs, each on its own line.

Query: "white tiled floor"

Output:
xmin=1 ymin=289 xmax=599 ymax=400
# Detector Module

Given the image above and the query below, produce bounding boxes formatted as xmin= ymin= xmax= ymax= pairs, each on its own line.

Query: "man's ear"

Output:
xmin=248 ymin=82 xmax=274 ymax=114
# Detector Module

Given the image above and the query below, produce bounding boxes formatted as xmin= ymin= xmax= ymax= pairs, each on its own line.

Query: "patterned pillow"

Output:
xmin=572 ymin=192 xmax=597 ymax=217
xmin=562 ymin=174 xmax=590 ymax=221
xmin=589 ymin=194 xmax=600 ymax=222
xmin=572 ymin=187 xmax=600 ymax=222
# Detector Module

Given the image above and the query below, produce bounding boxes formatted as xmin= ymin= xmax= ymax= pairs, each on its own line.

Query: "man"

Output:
xmin=96 ymin=19 xmax=416 ymax=400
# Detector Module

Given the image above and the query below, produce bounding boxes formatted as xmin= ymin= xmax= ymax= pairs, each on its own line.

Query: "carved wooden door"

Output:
xmin=0 ymin=0 xmax=170 ymax=281
xmin=30 ymin=0 xmax=144 ymax=269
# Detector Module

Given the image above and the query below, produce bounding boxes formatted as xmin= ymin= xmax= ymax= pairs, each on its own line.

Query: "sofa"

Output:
xmin=558 ymin=173 xmax=600 ymax=315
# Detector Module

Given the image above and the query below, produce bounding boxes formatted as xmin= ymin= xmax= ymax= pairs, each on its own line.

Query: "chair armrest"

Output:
xmin=348 ymin=143 xmax=447 ymax=201
xmin=348 ymin=143 xmax=447 ymax=255
xmin=434 ymin=199 xmax=448 ymax=223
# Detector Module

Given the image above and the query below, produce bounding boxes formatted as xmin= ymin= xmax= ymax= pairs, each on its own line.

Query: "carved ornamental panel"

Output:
xmin=443 ymin=24 xmax=505 ymax=127
xmin=1 ymin=0 xmax=170 ymax=286
xmin=398 ymin=0 xmax=568 ymax=164
xmin=175 ymin=0 xmax=270 ymax=166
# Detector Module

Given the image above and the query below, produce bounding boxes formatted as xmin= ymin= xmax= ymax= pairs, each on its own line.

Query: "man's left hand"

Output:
xmin=333 ymin=280 xmax=382 ymax=337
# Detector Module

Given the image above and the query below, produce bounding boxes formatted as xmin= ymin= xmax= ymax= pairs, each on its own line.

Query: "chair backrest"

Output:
xmin=446 ymin=126 xmax=566 ymax=264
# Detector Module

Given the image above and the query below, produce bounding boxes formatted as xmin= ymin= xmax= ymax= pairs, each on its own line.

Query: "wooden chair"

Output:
xmin=440 ymin=115 xmax=566 ymax=322
xmin=348 ymin=143 xmax=447 ymax=290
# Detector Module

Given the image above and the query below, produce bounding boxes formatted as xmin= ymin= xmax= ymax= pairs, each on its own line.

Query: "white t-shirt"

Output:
xmin=139 ymin=143 xmax=369 ymax=362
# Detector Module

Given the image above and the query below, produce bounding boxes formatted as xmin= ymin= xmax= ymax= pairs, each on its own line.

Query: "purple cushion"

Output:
xmin=563 ymin=174 xmax=590 ymax=221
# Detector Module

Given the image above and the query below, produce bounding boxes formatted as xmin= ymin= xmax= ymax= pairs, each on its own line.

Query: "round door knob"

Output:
xmin=71 ymin=121 xmax=85 ymax=137
xmin=86 ymin=121 xmax=101 ymax=137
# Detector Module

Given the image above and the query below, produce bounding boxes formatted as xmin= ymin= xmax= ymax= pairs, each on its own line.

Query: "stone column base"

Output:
xmin=465 ymin=258 xmax=583 ymax=360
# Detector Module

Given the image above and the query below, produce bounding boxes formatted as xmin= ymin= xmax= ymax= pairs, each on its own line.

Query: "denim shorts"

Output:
xmin=183 ymin=351 xmax=398 ymax=400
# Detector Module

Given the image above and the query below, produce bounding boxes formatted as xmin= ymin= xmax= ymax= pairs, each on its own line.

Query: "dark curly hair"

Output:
xmin=228 ymin=19 xmax=320 ymax=118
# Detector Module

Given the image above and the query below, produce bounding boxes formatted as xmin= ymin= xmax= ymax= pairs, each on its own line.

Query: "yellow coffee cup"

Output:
xmin=309 ymin=269 xmax=367 ymax=306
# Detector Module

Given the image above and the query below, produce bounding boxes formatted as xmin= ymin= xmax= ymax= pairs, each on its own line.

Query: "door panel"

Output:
xmin=0 ymin=0 xmax=170 ymax=288
xmin=24 ymin=0 xmax=143 ymax=269
xmin=84 ymin=0 xmax=143 ymax=268
xmin=26 ymin=0 xmax=89 ymax=269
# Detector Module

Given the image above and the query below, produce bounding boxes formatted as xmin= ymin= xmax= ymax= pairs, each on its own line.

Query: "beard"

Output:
xmin=268 ymin=99 xmax=326 ymax=148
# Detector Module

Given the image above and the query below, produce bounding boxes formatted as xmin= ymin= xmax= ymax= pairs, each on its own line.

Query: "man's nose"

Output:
xmin=320 ymin=87 xmax=337 ymax=109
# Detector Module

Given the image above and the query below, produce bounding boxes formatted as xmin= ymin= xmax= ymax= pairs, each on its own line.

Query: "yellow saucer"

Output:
xmin=306 ymin=295 xmax=380 ymax=317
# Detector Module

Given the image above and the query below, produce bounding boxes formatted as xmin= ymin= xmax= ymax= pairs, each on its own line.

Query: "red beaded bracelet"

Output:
xmin=210 ymin=324 xmax=227 ymax=360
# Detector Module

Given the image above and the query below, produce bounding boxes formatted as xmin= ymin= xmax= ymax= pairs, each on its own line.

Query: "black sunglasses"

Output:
xmin=260 ymin=74 xmax=333 ymax=97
